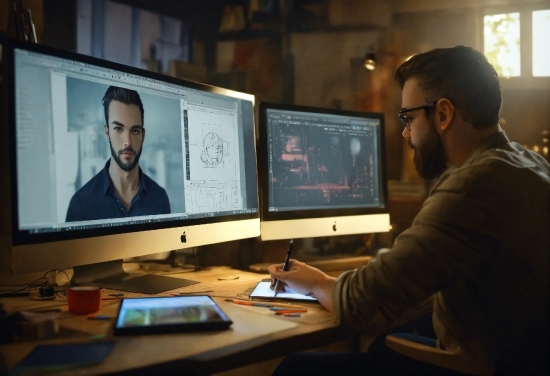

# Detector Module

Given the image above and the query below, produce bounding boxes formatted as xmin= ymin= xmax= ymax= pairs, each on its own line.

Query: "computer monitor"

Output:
xmin=257 ymin=102 xmax=390 ymax=241
xmin=2 ymin=39 xmax=259 ymax=293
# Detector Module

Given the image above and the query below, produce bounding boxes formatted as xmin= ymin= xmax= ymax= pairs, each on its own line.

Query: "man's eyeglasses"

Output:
xmin=398 ymin=100 xmax=438 ymax=132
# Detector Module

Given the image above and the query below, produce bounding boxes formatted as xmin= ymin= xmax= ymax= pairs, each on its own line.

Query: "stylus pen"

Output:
xmin=274 ymin=239 xmax=293 ymax=297
xmin=226 ymin=299 xmax=271 ymax=307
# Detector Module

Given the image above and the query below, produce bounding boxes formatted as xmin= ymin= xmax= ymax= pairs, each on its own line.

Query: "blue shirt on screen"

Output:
xmin=65 ymin=160 xmax=171 ymax=222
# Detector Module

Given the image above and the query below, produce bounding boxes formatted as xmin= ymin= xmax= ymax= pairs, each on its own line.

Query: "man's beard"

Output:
xmin=408 ymin=119 xmax=447 ymax=181
xmin=109 ymin=139 xmax=142 ymax=172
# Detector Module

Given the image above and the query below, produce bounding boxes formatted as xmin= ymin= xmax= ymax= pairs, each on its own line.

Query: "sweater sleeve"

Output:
xmin=332 ymin=167 xmax=500 ymax=329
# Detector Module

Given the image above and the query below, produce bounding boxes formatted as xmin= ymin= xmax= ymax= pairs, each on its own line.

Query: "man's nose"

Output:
xmin=123 ymin=131 xmax=132 ymax=147
xmin=401 ymin=128 xmax=410 ymax=138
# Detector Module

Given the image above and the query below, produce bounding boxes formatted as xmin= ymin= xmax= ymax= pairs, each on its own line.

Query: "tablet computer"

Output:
xmin=249 ymin=281 xmax=318 ymax=302
xmin=113 ymin=296 xmax=232 ymax=336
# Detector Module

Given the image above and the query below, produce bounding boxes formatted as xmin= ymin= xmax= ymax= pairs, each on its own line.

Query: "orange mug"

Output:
xmin=67 ymin=286 xmax=101 ymax=315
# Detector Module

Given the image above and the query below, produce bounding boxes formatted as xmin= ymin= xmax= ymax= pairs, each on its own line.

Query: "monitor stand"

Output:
xmin=71 ymin=259 xmax=199 ymax=294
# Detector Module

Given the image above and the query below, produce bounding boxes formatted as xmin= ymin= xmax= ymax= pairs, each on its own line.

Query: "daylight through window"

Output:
xmin=533 ymin=10 xmax=550 ymax=77
xmin=484 ymin=13 xmax=521 ymax=77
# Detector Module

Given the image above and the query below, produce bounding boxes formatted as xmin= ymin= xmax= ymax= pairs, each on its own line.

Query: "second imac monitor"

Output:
xmin=258 ymin=102 xmax=390 ymax=241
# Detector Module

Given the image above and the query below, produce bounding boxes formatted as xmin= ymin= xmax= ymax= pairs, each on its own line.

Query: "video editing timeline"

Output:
xmin=266 ymin=109 xmax=381 ymax=212
xmin=15 ymin=49 xmax=254 ymax=235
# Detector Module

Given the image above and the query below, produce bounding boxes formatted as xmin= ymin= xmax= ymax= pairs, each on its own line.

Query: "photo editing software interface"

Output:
xmin=13 ymin=48 xmax=258 ymax=236
xmin=265 ymin=108 xmax=384 ymax=213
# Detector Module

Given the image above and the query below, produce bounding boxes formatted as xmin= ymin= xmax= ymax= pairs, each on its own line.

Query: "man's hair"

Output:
xmin=395 ymin=46 xmax=501 ymax=129
xmin=102 ymin=86 xmax=145 ymax=127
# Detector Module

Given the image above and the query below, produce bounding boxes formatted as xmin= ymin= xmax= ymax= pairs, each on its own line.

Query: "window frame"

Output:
xmin=482 ymin=1 xmax=550 ymax=90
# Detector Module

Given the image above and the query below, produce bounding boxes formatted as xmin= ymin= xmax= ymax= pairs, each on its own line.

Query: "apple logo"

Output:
xmin=332 ymin=223 xmax=337 ymax=232
xmin=180 ymin=232 xmax=187 ymax=243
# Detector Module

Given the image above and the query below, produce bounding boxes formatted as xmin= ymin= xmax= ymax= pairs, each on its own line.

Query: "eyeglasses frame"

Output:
xmin=398 ymin=100 xmax=438 ymax=132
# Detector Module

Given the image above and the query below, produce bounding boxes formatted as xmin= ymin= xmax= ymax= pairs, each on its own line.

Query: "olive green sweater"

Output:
xmin=333 ymin=132 xmax=550 ymax=375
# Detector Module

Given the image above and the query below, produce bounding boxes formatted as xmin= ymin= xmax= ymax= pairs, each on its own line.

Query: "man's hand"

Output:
xmin=267 ymin=259 xmax=336 ymax=313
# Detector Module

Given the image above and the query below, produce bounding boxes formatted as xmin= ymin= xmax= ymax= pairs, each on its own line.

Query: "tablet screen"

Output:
xmin=114 ymin=296 xmax=232 ymax=335
xmin=249 ymin=281 xmax=318 ymax=301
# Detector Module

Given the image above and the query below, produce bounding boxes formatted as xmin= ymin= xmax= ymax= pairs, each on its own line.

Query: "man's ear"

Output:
xmin=142 ymin=127 xmax=146 ymax=142
xmin=434 ymin=98 xmax=454 ymax=135
xmin=104 ymin=125 xmax=109 ymax=140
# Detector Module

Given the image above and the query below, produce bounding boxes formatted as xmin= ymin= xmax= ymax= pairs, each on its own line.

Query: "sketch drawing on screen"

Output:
xmin=199 ymin=127 xmax=232 ymax=169
xmin=184 ymin=101 xmax=240 ymax=213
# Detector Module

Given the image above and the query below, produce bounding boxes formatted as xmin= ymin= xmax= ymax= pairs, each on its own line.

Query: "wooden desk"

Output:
xmin=0 ymin=266 xmax=347 ymax=375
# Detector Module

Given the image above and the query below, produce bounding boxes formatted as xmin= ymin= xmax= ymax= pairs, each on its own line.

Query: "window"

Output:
xmin=532 ymin=9 xmax=550 ymax=77
xmin=484 ymin=13 xmax=520 ymax=77
xmin=484 ymin=7 xmax=550 ymax=78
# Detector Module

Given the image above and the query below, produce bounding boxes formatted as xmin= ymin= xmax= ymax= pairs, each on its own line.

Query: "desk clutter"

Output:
xmin=1 ymin=287 xmax=323 ymax=344
xmin=0 ymin=267 xmax=339 ymax=374
xmin=0 ymin=266 xmax=328 ymax=345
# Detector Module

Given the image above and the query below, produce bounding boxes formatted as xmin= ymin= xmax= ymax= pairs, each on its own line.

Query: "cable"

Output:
xmin=0 ymin=275 xmax=47 ymax=296
xmin=0 ymin=268 xmax=71 ymax=297
xmin=0 ymin=275 xmax=47 ymax=288
xmin=51 ymin=268 xmax=71 ymax=286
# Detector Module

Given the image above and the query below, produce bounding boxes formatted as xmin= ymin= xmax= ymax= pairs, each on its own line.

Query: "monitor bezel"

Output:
xmin=257 ymin=101 xmax=389 ymax=223
xmin=6 ymin=38 xmax=259 ymax=247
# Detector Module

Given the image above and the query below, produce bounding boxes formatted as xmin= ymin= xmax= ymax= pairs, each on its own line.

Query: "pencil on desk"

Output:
xmin=172 ymin=291 xmax=214 ymax=295
xmin=274 ymin=309 xmax=307 ymax=315
xmin=226 ymin=299 xmax=272 ymax=307
xmin=227 ymin=299 xmax=306 ymax=309
xmin=270 ymin=306 xmax=304 ymax=311
xmin=264 ymin=301 xmax=307 ymax=309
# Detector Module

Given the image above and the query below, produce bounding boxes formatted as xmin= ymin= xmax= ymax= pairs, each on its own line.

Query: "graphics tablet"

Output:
xmin=113 ymin=296 xmax=232 ymax=336
xmin=249 ymin=281 xmax=318 ymax=301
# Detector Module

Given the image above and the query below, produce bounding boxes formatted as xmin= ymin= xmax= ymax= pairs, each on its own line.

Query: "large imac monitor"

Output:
xmin=258 ymin=102 xmax=390 ymax=242
xmin=2 ymin=39 xmax=259 ymax=293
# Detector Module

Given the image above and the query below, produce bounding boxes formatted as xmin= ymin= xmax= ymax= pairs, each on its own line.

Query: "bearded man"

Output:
xmin=268 ymin=46 xmax=549 ymax=376
xmin=66 ymin=86 xmax=170 ymax=222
